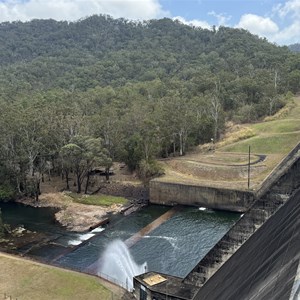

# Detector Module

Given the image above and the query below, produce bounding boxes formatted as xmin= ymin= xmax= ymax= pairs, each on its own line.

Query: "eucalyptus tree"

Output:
xmin=60 ymin=136 xmax=110 ymax=193
xmin=159 ymin=92 xmax=197 ymax=156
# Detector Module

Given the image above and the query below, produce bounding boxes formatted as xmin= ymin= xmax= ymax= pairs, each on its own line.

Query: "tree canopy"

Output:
xmin=0 ymin=15 xmax=299 ymax=198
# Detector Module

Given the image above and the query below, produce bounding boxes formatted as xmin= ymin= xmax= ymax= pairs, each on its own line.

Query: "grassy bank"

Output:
xmin=221 ymin=96 xmax=300 ymax=155
xmin=69 ymin=193 xmax=127 ymax=206
xmin=222 ymin=132 xmax=300 ymax=154
xmin=0 ymin=253 xmax=124 ymax=300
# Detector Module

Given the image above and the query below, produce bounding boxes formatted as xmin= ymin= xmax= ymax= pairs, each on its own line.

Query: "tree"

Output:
xmin=60 ymin=136 xmax=110 ymax=193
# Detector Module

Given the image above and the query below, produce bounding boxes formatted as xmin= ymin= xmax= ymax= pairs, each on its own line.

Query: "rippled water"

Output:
xmin=0 ymin=202 xmax=239 ymax=278
xmin=131 ymin=208 xmax=239 ymax=277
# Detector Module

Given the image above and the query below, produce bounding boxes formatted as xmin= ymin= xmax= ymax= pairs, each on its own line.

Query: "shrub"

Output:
xmin=264 ymin=100 xmax=296 ymax=121
xmin=0 ymin=185 xmax=15 ymax=201
xmin=138 ymin=159 xmax=165 ymax=182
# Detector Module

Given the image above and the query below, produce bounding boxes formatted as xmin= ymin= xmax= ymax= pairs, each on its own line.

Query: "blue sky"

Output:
xmin=0 ymin=0 xmax=299 ymax=45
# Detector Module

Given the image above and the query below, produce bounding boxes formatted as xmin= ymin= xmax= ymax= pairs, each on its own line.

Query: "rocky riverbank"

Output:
xmin=17 ymin=192 xmax=125 ymax=232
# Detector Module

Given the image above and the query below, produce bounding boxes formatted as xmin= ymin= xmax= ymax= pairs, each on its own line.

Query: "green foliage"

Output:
xmin=0 ymin=15 xmax=299 ymax=190
xmin=0 ymin=185 xmax=15 ymax=201
xmin=60 ymin=136 xmax=111 ymax=193
xmin=138 ymin=159 xmax=165 ymax=182
xmin=122 ymin=134 xmax=143 ymax=171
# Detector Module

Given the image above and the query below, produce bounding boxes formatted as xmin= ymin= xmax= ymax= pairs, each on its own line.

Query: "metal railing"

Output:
xmin=97 ymin=271 xmax=133 ymax=292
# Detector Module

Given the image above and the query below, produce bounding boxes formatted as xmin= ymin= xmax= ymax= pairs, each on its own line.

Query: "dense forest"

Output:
xmin=0 ymin=15 xmax=300 ymax=199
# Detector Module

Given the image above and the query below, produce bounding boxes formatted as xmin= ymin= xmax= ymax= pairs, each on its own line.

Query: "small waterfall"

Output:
xmin=68 ymin=226 xmax=105 ymax=246
xmin=98 ymin=239 xmax=147 ymax=290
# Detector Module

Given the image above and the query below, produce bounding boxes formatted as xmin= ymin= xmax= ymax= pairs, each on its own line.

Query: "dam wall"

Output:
xmin=150 ymin=142 xmax=300 ymax=212
xmin=184 ymin=145 xmax=300 ymax=288
xmin=133 ymin=141 xmax=300 ymax=300
xmin=133 ymin=144 xmax=300 ymax=300
xmin=194 ymin=187 xmax=300 ymax=300
xmin=150 ymin=181 xmax=255 ymax=212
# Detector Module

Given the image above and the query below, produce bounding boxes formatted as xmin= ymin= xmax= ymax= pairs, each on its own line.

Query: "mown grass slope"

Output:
xmin=0 ymin=253 xmax=124 ymax=300
xmin=222 ymin=96 xmax=300 ymax=155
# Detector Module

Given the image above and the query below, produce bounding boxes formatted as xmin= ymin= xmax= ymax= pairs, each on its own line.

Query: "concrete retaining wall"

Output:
xmin=150 ymin=181 xmax=255 ymax=212
xmin=256 ymin=141 xmax=300 ymax=198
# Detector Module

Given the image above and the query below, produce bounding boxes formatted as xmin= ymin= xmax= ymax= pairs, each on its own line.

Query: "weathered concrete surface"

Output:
xmin=150 ymin=181 xmax=255 ymax=212
xmin=194 ymin=187 xmax=300 ymax=300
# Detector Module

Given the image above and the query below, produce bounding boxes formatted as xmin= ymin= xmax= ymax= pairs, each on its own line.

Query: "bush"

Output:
xmin=138 ymin=159 xmax=165 ymax=182
xmin=0 ymin=185 xmax=15 ymax=201
xmin=264 ymin=99 xmax=296 ymax=121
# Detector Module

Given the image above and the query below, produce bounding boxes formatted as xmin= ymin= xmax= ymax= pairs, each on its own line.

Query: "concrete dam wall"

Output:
xmin=150 ymin=143 xmax=300 ymax=213
xmin=184 ymin=142 xmax=300 ymax=288
xmin=133 ymin=142 xmax=300 ymax=300
xmin=150 ymin=181 xmax=255 ymax=212
xmin=194 ymin=187 xmax=300 ymax=300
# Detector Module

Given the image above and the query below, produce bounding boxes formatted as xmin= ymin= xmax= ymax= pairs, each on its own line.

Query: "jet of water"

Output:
xmin=98 ymin=239 xmax=147 ymax=290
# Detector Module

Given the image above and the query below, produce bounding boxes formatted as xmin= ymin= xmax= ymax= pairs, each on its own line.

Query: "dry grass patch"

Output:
xmin=218 ymin=126 xmax=256 ymax=148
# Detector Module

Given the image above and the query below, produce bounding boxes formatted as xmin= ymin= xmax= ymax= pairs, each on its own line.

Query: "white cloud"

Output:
xmin=274 ymin=0 xmax=300 ymax=19
xmin=173 ymin=16 xmax=211 ymax=30
xmin=272 ymin=20 xmax=300 ymax=45
xmin=208 ymin=11 xmax=231 ymax=26
xmin=269 ymin=0 xmax=300 ymax=44
xmin=236 ymin=14 xmax=279 ymax=36
xmin=0 ymin=0 xmax=168 ymax=22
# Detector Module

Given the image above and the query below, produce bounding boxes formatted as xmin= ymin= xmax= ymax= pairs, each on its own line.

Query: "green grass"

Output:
xmin=252 ymin=119 xmax=300 ymax=134
xmin=221 ymin=96 xmax=300 ymax=155
xmin=69 ymin=193 xmax=127 ymax=206
xmin=0 ymin=254 xmax=122 ymax=300
xmin=222 ymin=132 xmax=300 ymax=154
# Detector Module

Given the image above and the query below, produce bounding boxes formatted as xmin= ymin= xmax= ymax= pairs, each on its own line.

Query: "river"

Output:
xmin=0 ymin=201 xmax=239 ymax=279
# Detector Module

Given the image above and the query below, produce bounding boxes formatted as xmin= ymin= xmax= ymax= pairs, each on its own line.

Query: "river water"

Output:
xmin=0 ymin=202 xmax=239 ymax=278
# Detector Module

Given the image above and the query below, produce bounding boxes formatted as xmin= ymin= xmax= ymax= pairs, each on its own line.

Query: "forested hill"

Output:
xmin=0 ymin=16 xmax=290 ymax=67
xmin=0 ymin=16 xmax=298 ymax=92
xmin=1 ymin=15 xmax=300 ymax=199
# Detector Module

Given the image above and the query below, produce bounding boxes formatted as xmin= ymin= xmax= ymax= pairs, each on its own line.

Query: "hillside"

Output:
xmin=0 ymin=16 xmax=297 ymax=94
xmin=159 ymin=95 xmax=300 ymax=190
xmin=0 ymin=16 xmax=300 ymax=198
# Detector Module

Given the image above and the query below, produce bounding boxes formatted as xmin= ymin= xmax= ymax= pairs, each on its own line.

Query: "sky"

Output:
xmin=0 ymin=0 xmax=299 ymax=45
